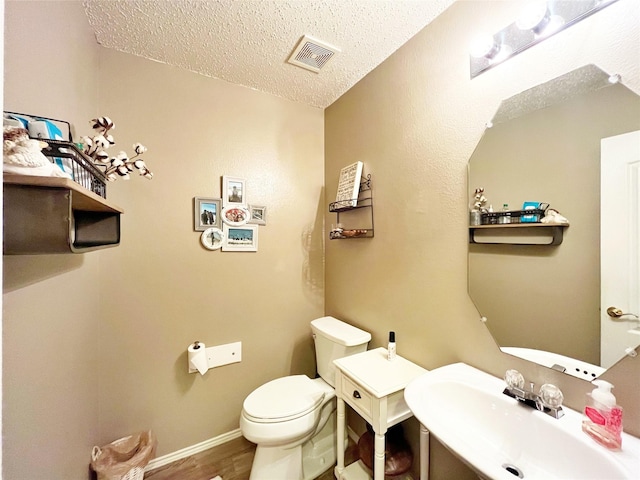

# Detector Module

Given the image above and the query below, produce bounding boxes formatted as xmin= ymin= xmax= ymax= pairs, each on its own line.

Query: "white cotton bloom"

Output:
xmin=92 ymin=116 xmax=114 ymax=131
xmin=95 ymin=150 xmax=110 ymax=163
xmin=116 ymin=164 xmax=130 ymax=179
xmin=133 ymin=159 xmax=146 ymax=170
xmin=93 ymin=135 xmax=110 ymax=149
xmin=110 ymin=157 xmax=124 ymax=168
xmin=86 ymin=143 xmax=100 ymax=157
xmin=133 ymin=143 xmax=147 ymax=154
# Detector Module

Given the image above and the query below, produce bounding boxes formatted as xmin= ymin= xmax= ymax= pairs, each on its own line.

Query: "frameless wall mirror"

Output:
xmin=468 ymin=64 xmax=640 ymax=381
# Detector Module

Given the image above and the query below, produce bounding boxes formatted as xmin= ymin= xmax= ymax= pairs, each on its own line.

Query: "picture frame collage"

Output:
xmin=194 ymin=176 xmax=267 ymax=252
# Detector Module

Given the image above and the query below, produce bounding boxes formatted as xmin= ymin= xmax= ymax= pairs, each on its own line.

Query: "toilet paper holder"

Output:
xmin=188 ymin=341 xmax=242 ymax=375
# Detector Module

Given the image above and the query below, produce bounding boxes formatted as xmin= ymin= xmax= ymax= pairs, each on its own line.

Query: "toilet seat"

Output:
xmin=243 ymin=375 xmax=326 ymax=423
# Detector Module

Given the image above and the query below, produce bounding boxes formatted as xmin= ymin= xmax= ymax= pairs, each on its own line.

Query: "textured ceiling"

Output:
xmin=82 ymin=0 xmax=456 ymax=108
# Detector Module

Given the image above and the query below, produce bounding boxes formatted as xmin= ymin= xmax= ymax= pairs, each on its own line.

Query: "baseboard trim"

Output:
xmin=146 ymin=425 xmax=358 ymax=472
xmin=145 ymin=428 xmax=243 ymax=472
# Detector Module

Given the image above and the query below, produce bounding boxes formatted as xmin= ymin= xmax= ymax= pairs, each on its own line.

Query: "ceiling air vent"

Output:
xmin=287 ymin=35 xmax=340 ymax=73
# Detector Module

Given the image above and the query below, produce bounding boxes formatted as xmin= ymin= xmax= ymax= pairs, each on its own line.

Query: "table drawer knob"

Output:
xmin=353 ymin=390 xmax=361 ymax=399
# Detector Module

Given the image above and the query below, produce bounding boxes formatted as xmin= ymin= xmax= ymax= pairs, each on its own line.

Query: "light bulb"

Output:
xmin=516 ymin=1 xmax=551 ymax=33
xmin=489 ymin=44 xmax=513 ymax=64
xmin=608 ymin=74 xmax=622 ymax=84
xmin=539 ymin=15 xmax=565 ymax=37
xmin=469 ymin=35 xmax=499 ymax=59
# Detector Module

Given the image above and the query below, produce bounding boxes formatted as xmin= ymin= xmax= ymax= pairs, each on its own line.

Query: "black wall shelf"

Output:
xmin=329 ymin=174 xmax=373 ymax=240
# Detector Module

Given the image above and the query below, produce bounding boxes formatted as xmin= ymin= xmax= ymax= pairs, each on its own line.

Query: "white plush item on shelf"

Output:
xmin=540 ymin=208 xmax=569 ymax=224
xmin=3 ymin=126 xmax=71 ymax=178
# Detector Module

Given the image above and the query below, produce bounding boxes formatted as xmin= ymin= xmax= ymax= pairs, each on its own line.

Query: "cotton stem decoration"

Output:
xmin=472 ymin=187 xmax=488 ymax=212
xmin=81 ymin=116 xmax=153 ymax=181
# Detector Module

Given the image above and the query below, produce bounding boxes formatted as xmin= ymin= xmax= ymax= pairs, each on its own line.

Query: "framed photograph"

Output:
xmin=222 ymin=176 xmax=246 ymax=207
xmin=200 ymin=227 xmax=224 ymax=250
xmin=222 ymin=206 xmax=250 ymax=226
xmin=248 ymin=205 xmax=267 ymax=225
xmin=222 ymin=224 xmax=258 ymax=252
xmin=194 ymin=197 xmax=222 ymax=231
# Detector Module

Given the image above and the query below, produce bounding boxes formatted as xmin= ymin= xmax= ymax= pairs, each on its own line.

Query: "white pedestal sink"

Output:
xmin=404 ymin=363 xmax=640 ymax=480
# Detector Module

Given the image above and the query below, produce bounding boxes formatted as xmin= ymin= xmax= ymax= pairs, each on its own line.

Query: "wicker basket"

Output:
xmin=41 ymin=139 xmax=108 ymax=198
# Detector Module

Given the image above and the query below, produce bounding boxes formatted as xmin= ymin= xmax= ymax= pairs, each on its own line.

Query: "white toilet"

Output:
xmin=240 ymin=316 xmax=371 ymax=480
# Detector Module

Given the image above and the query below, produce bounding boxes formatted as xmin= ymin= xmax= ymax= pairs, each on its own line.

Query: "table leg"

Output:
xmin=374 ymin=432 xmax=385 ymax=480
xmin=335 ymin=397 xmax=346 ymax=479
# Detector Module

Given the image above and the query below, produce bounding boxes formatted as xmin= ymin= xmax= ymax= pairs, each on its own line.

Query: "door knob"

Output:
xmin=607 ymin=307 xmax=639 ymax=319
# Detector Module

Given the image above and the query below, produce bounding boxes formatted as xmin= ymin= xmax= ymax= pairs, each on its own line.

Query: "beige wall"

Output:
xmin=94 ymin=47 xmax=325 ymax=453
xmin=325 ymin=0 xmax=640 ymax=478
xmin=3 ymin=1 xmax=324 ymax=478
xmin=469 ymin=84 xmax=640 ymax=365
xmin=3 ymin=2 xmax=101 ymax=479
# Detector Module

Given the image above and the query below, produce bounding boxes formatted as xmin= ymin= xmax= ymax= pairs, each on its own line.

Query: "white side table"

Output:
xmin=333 ymin=347 xmax=427 ymax=480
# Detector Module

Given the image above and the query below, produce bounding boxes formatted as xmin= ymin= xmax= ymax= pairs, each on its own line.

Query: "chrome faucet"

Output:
xmin=503 ymin=370 xmax=564 ymax=419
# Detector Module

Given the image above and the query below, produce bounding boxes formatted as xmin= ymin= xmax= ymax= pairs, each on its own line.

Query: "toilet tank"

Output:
xmin=311 ymin=316 xmax=371 ymax=387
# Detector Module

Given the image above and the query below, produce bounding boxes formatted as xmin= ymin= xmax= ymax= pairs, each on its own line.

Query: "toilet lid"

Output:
xmin=243 ymin=375 xmax=326 ymax=422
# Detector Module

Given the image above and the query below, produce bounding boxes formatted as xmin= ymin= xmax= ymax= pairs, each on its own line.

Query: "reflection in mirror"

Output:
xmin=468 ymin=65 xmax=640 ymax=381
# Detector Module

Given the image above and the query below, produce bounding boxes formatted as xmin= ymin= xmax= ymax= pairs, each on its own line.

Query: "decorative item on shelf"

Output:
xmin=80 ymin=116 xmax=153 ymax=181
xmin=3 ymin=111 xmax=72 ymax=141
xmin=470 ymin=187 xmax=489 ymax=225
xmin=541 ymin=208 xmax=569 ymax=224
xmin=3 ymin=126 xmax=72 ymax=179
xmin=329 ymin=229 xmax=369 ymax=240
xmin=335 ymin=161 xmax=363 ymax=208
xmin=472 ymin=187 xmax=489 ymax=210
xmin=330 ymin=223 xmax=344 ymax=238
xmin=498 ymin=203 xmax=511 ymax=224
xmin=521 ymin=201 xmax=542 ymax=222
xmin=342 ymin=229 xmax=368 ymax=238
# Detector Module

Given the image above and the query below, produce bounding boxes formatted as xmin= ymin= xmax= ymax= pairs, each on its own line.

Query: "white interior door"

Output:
xmin=601 ymin=130 xmax=640 ymax=368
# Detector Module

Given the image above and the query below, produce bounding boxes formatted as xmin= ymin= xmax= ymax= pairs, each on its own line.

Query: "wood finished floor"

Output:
xmin=145 ymin=436 xmax=360 ymax=480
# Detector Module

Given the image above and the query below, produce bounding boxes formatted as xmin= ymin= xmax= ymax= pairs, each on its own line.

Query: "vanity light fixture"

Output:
xmin=470 ymin=0 xmax=620 ymax=78
xmin=516 ymin=1 xmax=565 ymax=37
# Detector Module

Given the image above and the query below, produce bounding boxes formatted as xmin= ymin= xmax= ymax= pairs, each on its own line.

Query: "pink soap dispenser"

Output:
xmin=582 ymin=380 xmax=623 ymax=450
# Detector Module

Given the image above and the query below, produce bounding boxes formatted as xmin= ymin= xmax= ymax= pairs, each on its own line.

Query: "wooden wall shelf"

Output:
xmin=3 ymin=174 xmax=124 ymax=254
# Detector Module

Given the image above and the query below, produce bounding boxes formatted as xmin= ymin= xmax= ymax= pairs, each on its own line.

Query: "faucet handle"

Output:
xmin=539 ymin=383 xmax=564 ymax=409
xmin=504 ymin=369 xmax=525 ymax=389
